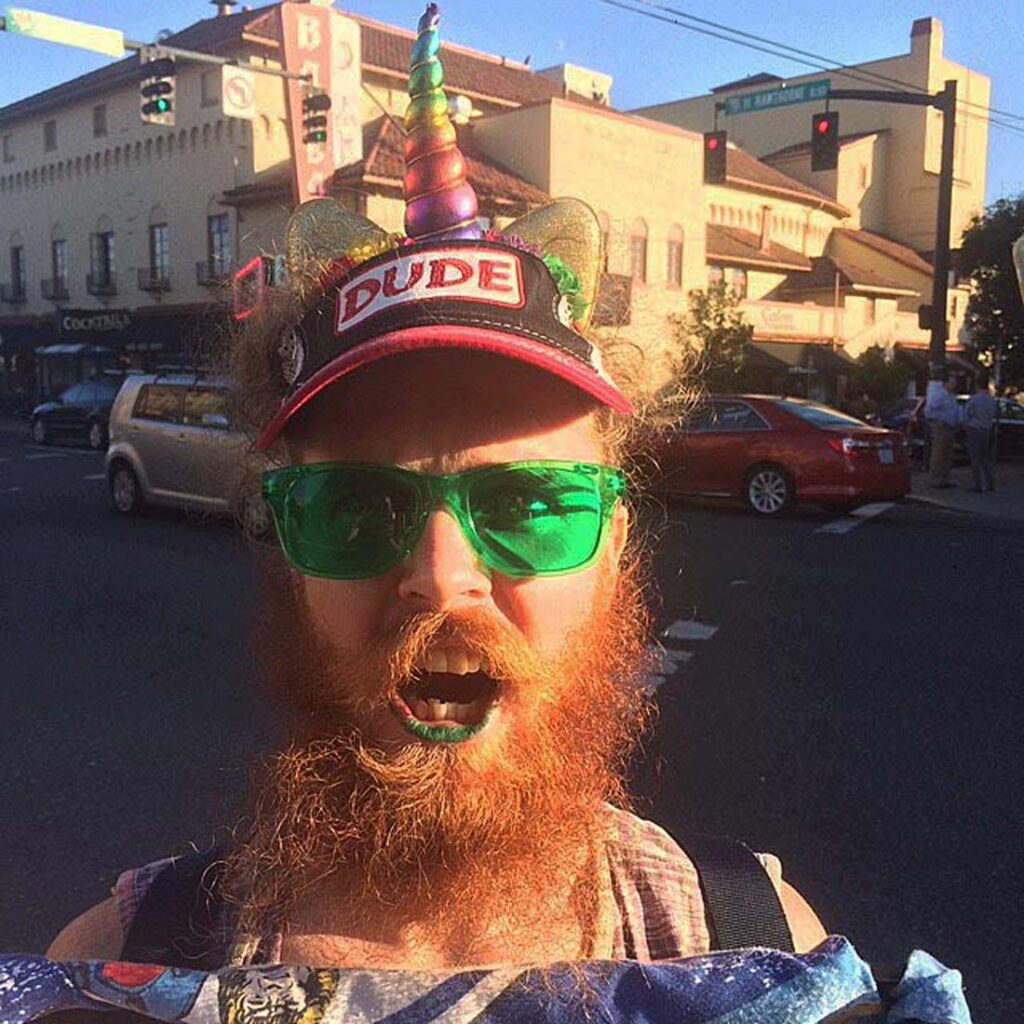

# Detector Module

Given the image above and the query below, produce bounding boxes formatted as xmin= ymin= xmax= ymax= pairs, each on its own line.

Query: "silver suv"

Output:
xmin=105 ymin=374 xmax=269 ymax=532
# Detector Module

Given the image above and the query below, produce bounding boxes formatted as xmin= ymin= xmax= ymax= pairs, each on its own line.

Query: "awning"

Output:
xmin=745 ymin=341 xmax=852 ymax=375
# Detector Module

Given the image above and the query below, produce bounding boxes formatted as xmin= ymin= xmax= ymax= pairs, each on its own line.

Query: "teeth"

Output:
xmin=417 ymin=648 xmax=484 ymax=676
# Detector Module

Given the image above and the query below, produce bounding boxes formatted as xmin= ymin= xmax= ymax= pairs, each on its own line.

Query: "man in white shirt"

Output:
xmin=964 ymin=372 xmax=996 ymax=492
xmin=924 ymin=375 xmax=961 ymax=488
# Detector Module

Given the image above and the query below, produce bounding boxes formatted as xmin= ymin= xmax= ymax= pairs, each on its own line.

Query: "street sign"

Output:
xmin=724 ymin=78 xmax=830 ymax=116
xmin=1 ymin=6 xmax=124 ymax=58
xmin=221 ymin=65 xmax=256 ymax=120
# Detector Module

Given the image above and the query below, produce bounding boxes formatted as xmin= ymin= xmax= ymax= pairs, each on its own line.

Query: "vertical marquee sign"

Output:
xmin=279 ymin=0 xmax=362 ymax=206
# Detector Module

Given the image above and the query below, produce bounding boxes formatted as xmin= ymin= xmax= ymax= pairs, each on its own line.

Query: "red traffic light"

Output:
xmin=816 ymin=118 xmax=831 ymax=134
xmin=707 ymin=136 xmax=719 ymax=150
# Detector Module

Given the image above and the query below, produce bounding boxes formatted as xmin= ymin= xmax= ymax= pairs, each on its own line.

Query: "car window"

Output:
xmin=775 ymin=400 xmax=865 ymax=428
xmin=133 ymin=384 xmax=183 ymax=424
xmin=60 ymin=383 xmax=87 ymax=404
xmin=183 ymin=388 xmax=229 ymax=429
xmin=708 ymin=400 xmax=770 ymax=431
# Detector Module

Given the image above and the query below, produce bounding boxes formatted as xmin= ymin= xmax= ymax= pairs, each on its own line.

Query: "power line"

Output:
xmin=599 ymin=0 xmax=1024 ymax=142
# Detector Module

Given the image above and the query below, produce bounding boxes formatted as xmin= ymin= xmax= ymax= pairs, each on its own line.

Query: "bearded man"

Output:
xmin=49 ymin=4 xmax=823 ymax=972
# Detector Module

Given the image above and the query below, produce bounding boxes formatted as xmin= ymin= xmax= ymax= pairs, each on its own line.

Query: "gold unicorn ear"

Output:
xmin=284 ymin=198 xmax=395 ymax=303
xmin=502 ymin=198 xmax=602 ymax=331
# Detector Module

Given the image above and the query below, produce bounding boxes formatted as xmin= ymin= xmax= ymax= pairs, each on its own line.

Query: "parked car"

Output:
xmin=105 ymin=374 xmax=269 ymax=533
xmin=30 ymin=375 xmax=125 ymax=449
xmin=653 ymin=395 xmax=911 ymax=515
xmin=991 ymin=398 xmax=1024 ymax=458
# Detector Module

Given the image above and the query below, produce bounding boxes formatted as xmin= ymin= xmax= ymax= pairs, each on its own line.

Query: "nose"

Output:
xmin=396 ymin=507 xmax=492 ymax=610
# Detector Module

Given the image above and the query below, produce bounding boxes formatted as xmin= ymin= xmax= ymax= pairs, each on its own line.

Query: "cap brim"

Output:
xmin=256 ymin=324 xmax=634 ymax=450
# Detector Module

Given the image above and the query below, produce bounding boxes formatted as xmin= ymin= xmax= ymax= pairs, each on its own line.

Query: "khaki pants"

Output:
xmin=929 ymin=421 xmax=954 ymax=485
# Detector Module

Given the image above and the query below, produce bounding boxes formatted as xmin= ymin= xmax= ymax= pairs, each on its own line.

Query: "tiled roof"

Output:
xmin=706 ymin=224 xmax=812 ymax=271
xmin=831 ymin=227 xmax=933 ymax=276
xmin=777 ymin=254 xmax=919 ymax=296
xmin=761 ymin=130 xmax=888 ymax=162
xmin=0 ymin=3 xmax=565 ymax=126
xmin=725 ymin=146 xmax=849 ymax=216
xmin=334 ymin=116 xmax=549 ymax=213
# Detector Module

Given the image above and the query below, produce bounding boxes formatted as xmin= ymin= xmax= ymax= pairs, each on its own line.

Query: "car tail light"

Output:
xmin=828 ymin=436 xmax=874 ymax=456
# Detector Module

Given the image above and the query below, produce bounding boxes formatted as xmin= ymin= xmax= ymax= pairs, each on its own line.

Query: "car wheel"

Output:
xmin=31 ymin=418 xmax=47 ymax=444
xmin=109 ymin=462 xmax=143 ymax=514
xmin=238 ymin=493 xmax=272 ymax=538
xmin=87 ymin=421 xmax=106 ymax=450
xmin=745 ymin=465 xmax=794 ymax=516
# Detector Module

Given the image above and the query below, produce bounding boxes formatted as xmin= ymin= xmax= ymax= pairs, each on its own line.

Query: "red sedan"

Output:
xmin=653 ymin=395 xmax=911 ymax=515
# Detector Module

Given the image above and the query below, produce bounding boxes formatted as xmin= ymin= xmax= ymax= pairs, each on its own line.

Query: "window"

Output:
xmin=133 ymin=384 xmax=183 ymax=424
xmin=149 ymin=224 xmax=170 ymax=279
xmin=858 ymin=163 xmax=868 ymax=189
xmin=51 ymin=238 xmax=68 ymax=289
xmin=10 ymin=245 xmax=26 ymax=296
xmin=200 ymin=70 xmax=220 ymax=107
xmin=863 ymin=298 xmax=876 ymax=326
xmin=183 ymin=388 xmax=229 ymax=429
xmin=628 ymin=220 xmax=648 ymax=284
xmin=690 ymin=400 xmax=770 ymax=432
xmin=93 ymin=104 xmax=108 ymax=138
xmin=729 ymin=268 xmax=748 ymax=299
xmin=43 ymin=120 xmax=57 ymax=153
xmin=90 ymin=231 xmax=115 ymax=285
xmin=2 ymin=134 xmax=12 ymax=163
xmin=950 ymin=295 xmax=959 ymax=319
xmin=666 ymin=226 xmax=684 ymax=289
xmin=207 ymin=213 xmax=231 ymax=274
xmin=707 ymin=264 xmax=724 ymax=287
xmin=600 ymin=230 xmax=610 ymax=273
xmin=775 ymin=400 xmax=865 ymax=428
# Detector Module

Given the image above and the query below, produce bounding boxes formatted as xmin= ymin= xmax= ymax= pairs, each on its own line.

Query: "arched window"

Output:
xmin=155 ymin=136 xmax=164 ymax=158
xmin=202 ymin=124 xmax=211 ymax=147
xmin=707 ymin=263 xmax=724 ymax=287
xmin=628 ymin=218 xmax=648 ymax=284
xmin=214 ymin=120 xmax=224 ymax=144
xmin=666 ymin=224 xmax=684 ymax=289
xmin=144 ymin=138 xmax=153 ymax=160
xmin=190 ymin=127 xmax=199 ymax=151
xmin=729 ymin=267 xmax=748 ymax=299
xmin=168 ymin=133 xmax=175 ymax=156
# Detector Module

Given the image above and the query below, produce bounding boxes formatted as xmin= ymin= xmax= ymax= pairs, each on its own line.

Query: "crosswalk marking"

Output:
xmin=0 ymin=486 xmax=22 ymax=494
xmin=816 ymin=502 xmax=894 ymax=535
xmin=25 ymin=452 xmax=67 ymax=461
xmin=82 ymin=473 xmax=106 ymax=481
xmin=662 ymin=619 xmax=719 ymax=642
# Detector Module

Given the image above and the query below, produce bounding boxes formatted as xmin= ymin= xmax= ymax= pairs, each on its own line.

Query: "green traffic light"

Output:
xmin=156 ymin=99 xmax=170 ymax=113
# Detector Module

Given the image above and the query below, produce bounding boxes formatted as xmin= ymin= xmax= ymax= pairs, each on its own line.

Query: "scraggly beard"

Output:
xmin=226 ymin=550 xmax=655 ymax=963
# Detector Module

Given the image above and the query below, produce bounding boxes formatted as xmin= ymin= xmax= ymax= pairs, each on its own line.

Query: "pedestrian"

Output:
xmin=44 ymin=5 xmax=825 ymax=973
xmin=924 ymin=372 xmax=961 ymax=488
xmin=964 ymin=371 xmax=996 ymax=492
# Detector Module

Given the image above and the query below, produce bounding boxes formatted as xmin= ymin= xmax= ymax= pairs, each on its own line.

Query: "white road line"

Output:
xmin=25 ymin=452 xmax=67 ymax=460
xmin=662 ymin=619 xmax=719 ymax=642
xmin=0 ymin=486 xmax=22 ymax=494
xmin=83 ymin=473 xmax=106 ymax=481
xmin=816 ymin=502 xmax=895 ymax=535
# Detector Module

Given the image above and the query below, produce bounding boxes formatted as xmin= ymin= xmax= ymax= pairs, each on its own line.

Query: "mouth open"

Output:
xmin=390 ymin=662 xmax=502 ymax=744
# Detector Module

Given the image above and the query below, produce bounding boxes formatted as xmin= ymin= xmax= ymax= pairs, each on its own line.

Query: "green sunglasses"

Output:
xmin=261 ymin=460 xmax=626 ymax=580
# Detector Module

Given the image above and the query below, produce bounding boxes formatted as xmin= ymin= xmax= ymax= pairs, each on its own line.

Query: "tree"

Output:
xmin=670 ymin=281 xmax=754 ymax=391
xmin=958 ymin=193 xmax=1024 ymax=386
xmin=851 ymin=345 xmax=912 ymax=408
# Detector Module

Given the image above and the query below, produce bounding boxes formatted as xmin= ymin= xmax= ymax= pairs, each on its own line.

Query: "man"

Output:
xmin=925 ymin=374 xmax=961 ymax=488
xmin=48 ymin=4 xmax=824 ymax=970
xmin=963 ymin=372 xmax=996 ymax=493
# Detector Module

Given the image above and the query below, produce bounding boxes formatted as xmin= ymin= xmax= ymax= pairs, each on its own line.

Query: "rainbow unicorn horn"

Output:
xmin=403 ymin=4 xmax=481 ymax=242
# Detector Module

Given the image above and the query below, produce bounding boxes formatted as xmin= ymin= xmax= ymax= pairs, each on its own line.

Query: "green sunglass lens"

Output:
xmin=283 ymin=467 xmax=420 ymax=578
xmin=469 ymin=466 xmax=606 ymax=576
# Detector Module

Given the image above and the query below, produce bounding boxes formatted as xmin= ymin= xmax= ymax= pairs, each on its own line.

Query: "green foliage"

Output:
xmin=670 ymin=281 xmax=754 ymax=390
xmin=851 ymin=345 xmax=912 ymax=407
xmin=958 ymin=193 xmax=1024 ymax=384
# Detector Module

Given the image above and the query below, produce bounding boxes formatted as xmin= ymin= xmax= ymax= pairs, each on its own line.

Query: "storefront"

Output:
xmin=744 ymin=340 xmax=857 ymax=404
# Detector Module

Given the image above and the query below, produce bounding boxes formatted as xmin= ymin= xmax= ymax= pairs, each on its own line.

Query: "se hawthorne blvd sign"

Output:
xmin=1 ymin=6 xmax=124 ymax=57
xmin=723 ymin=79 xmax=831 ymax=116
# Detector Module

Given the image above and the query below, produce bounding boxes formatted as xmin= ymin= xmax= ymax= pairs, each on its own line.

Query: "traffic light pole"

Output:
xmin=829 ymin=81 xmax=958 ymax=380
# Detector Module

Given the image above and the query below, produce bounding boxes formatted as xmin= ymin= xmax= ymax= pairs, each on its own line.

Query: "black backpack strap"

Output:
xmin=668 ymin=831 xmax=794 ymax=952
xmin=120 ymin=848 xmax=234 ymax=969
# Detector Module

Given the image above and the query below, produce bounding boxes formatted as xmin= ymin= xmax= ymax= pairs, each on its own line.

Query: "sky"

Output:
xmin=1 ymin=0 xmax=1022 ymax=203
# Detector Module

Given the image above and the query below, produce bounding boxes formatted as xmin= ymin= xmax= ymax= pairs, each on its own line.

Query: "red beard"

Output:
xmin=226 ymin=549 xmax=656 ymax=962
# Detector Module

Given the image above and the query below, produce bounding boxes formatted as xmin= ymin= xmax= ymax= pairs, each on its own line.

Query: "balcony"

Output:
xmin=196 ymin=259 xmax=234 ymax=287
xmin=593 ymin=273 xmax=632 ymax=327
xmin=41 ymin=278 xmax=69 ymax=301
xmin=0 ymin=283 xmax=27 ymax=305
xmin=137 ymin=267 xmax=172 ymax=293
xmin=86 ymin=272 xmax=118 ymax=298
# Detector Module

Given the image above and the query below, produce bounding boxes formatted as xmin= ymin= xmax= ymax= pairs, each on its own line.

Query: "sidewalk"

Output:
xmin=909 ymin=460 xmax=1024 ymax=522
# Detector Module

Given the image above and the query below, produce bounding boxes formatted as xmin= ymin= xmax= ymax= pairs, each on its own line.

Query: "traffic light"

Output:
xmin=302 ymin=91 xmax=332 ymax=145
xmin=703 ymin=130 xmax=727 ymax=184
xmin=139 ymin=47 xmax=176 ymax=126
xmin=810 ymin=111 xmax=839 ymax=171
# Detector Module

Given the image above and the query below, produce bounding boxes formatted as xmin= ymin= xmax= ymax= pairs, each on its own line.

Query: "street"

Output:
xmin=2 ymin=421 xmax=1022 ymax=1022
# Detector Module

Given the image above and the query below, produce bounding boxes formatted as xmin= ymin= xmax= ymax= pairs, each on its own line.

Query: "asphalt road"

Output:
xmin=2 ymin=421 xmax=1021 ymax=1022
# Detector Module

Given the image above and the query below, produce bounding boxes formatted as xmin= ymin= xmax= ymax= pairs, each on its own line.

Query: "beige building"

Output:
xmin=634 ymin=16 xmax=991 ymax=255
xmin=0 ymin=3 xmax=981 ymax=410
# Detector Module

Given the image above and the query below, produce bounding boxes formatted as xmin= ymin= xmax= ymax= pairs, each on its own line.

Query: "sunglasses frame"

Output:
xmin=262 ymin=459 xmax=626 ymax=580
